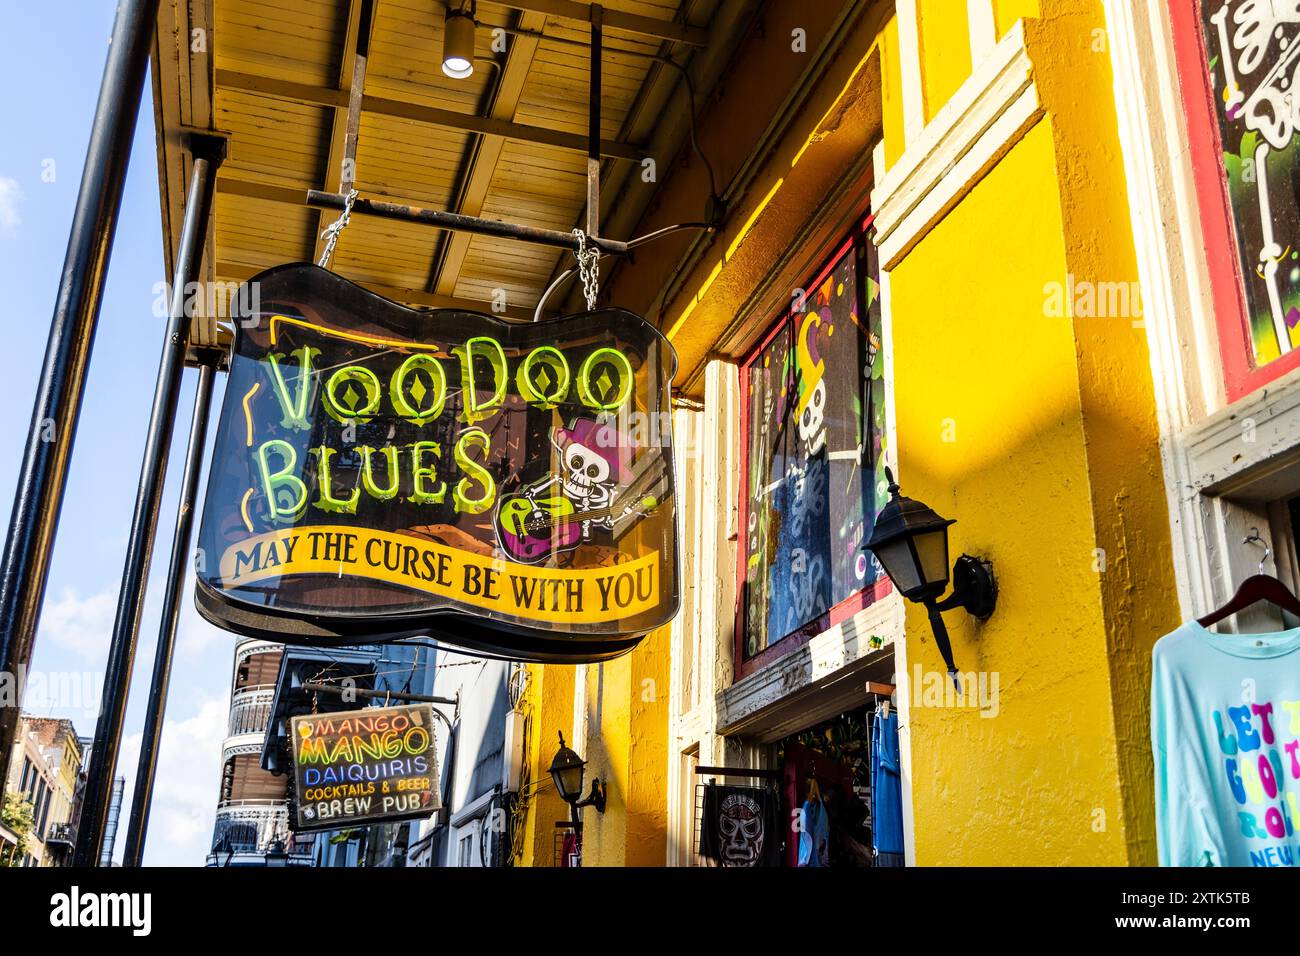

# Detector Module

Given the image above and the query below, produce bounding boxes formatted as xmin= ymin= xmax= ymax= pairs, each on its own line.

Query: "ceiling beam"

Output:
xmin=216 ymin=68 xmax=643 ymax=161
xmin=494 ymin=0 xmax=708 ymax=46
xmin=214 ymin=259 xmax=537 ymax=320
xmin=431 ymin=10 xmax=548 ymax=298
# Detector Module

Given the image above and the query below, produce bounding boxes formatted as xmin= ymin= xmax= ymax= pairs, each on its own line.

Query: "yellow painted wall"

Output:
xmin=515 ymin=0 xmax=1177 ymax=870
xmin=994 ymin=0 xmax=1041 ymax=38
xmin=880 ymin=14 xmax=906 ymax=168
xmin=888 ymin=5 xmax=1180 ymax=865
xmin=517 ymin=623 xmax=670 ymax=866
xmin=916 ymin=0 xmax=972 ymax=122
xmin=1024 ymin=5 xmax=1181 ymax=866
xmin=516 ymin=663 xmax=574 ymax=867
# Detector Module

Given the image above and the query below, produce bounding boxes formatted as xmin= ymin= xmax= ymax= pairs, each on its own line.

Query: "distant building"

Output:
xmin=2 ymin=715 xmax=84 ymax=867
xmin=206 ymin=639 xmax=311 ymax=866
xmin=257 ymin=641 xmax=442 ymax=868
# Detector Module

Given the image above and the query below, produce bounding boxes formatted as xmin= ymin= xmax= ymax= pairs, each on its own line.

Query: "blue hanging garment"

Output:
xmin=797 ymin=794 xmax=830 ymax=867
xmin=872 ymin=707 xmax=905 ymax=864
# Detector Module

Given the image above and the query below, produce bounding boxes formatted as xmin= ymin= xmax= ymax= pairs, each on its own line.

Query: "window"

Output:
xmin=737 ymin=219 xmax=889 ymax=665
xmin=1171 ymin=1 xmax=1300 ymax=398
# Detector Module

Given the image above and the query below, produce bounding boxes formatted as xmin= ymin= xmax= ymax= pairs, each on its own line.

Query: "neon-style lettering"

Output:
xmin=576 ymin=346 xmax=633 ymax=411
xmin=453 ymin=428 xmax=495 ymax=514
xmin=517 ymin=346 xmax=570 ymax=408
xmin=410 ymin=441 xmax=446 ymax=505
xmin=263 ymin=346 xmax=320 ymax=431
xmin=457 ymin=337 xmax=507 ymax=422
xmin=310 ymin=446 xmax=361 ymax=514
xmin=323 ymin=365 xmax=382 ymax=423
xmin=390 ymin=353 xmax=447 ymax=425
xmin=358 ymin=445 xmax=401 ymax=501
xmin=255 ymin=439 xmax=308 ymax=523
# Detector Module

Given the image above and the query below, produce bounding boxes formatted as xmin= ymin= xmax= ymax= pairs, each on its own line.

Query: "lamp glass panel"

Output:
xmin=553 ymin=764 xmax=584 ymax=801
xmin=913 ymin=527 xmax=951 ymax=589
xmin=874 ymin=537 xmax=922 ymax=594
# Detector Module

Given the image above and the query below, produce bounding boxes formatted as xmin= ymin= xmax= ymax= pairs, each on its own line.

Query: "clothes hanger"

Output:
xmin=1197 ymin=529 xmax=1300 ymax=628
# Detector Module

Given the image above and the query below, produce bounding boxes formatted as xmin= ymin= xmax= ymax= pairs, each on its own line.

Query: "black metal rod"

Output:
xmin=120 ymin=356 xmax=218 ymax=867
xmin=301 ymin=681 xmax=458 ymax=709
xmin=586 ymin=4 xmax=602 ymax=240
xmin=74 ymin=144 xmax=223 ymax=867
xmin=0 ymin=0 xmax=161 ymax=799
xmin=305 ymin=190 xmax=630 ymax=256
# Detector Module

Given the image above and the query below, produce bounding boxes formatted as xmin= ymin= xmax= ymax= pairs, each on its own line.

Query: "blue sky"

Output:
xmin=0 ymin=2 xmax=233 ymax=865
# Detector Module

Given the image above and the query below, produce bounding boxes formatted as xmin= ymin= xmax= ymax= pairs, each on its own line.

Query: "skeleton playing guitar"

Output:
xmin=495 ymin=492 xmax=659 ymax=563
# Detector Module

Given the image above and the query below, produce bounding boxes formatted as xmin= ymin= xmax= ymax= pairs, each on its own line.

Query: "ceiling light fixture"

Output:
xmin=442 ymin=5 xmax=476 ymax=80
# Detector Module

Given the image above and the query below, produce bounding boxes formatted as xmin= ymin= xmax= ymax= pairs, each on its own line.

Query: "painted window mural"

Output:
xmin=1201 ymin=0 xmax=1300 ymax=365
xmin=740 ymin=224 xmax=887 ymax=659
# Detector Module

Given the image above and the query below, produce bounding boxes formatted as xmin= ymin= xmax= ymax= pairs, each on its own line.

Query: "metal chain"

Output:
xmin=572 ymin=228 xmax=599 ymax=310
xmin=318 ymin=188 xmax=359 ymax=269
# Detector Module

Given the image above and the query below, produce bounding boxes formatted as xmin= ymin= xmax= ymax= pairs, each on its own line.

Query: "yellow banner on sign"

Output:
xmin=217 ymin=525 xmax=659 ymax=626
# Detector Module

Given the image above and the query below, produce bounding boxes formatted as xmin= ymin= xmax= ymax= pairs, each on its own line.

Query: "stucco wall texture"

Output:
xmin=891 ymin=4 xmax=1181 ymax=865
xmin=521 ymin=0 xmax=1182 ymax=868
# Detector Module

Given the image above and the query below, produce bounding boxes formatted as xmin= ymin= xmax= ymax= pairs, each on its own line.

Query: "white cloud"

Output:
xmin=175 ymin=576 xmax=227 ymax=657
xmin=0 ymin=176 xmax=21 ymax=238
xmin=117 ymin=694 xmax=227 ymax=867
xmin=40 ymin=585 xmax=115 ymax=662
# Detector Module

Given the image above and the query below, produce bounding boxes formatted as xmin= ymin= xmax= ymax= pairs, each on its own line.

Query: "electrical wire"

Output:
xmin=485 ymin=22 xmax=718 ymax=205
xmin=532 ymin=221 xmax=714 ymax=320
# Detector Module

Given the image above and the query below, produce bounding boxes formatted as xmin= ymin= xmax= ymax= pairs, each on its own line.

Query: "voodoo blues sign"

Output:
xmin=195 ymin=264 xmax=678 ymax=661
xmin=290 ymin=703 xmax=440 ymax=831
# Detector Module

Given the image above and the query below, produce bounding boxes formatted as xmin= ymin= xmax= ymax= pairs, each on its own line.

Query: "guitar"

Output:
xmin=495 ymin=492 xmax=658 ymax=563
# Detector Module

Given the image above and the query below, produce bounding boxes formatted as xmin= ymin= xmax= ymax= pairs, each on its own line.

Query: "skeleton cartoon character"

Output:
xmin=795 ymin=311 xmax=828 ymax=455
xmin=718 ymin=791 xmax=766 ymax=867
xmin=529 ymin=418 xmax=628 ymax=540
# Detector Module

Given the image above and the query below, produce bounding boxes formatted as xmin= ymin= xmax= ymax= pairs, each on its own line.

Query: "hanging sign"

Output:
xmin=195 ymin=264 xmax=679 ymax=662
xmin=289 ymin=703 xmax=441 ymax=831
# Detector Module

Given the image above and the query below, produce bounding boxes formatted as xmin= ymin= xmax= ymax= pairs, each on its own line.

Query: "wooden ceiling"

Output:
xmin=150 ymin=0 xmax=749 ymax=349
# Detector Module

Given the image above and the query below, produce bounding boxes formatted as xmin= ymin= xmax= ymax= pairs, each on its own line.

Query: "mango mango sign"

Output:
xmin=290 ymin=703 xmax=441 ymax=831
xmin=195 ymin=264 xmax=679 ymax=661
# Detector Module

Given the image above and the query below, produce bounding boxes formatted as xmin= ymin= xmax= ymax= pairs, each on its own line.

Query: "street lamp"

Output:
xmin=442 ymin=5 xmax=476 ymax=79
xmin=549 ymin=733 xmax=606 ymax=814
xmin=864 ymin=467 xmax=997 ymax=690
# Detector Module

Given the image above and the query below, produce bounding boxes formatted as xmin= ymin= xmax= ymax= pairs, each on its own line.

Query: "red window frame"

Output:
xmin=732 ymin=217 xmax=892 ymax=681
xmin=1169 ymin=1 xmax=1300 ymax=401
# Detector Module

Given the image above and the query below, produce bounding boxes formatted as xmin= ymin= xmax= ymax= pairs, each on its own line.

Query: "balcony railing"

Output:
xmin=209 ymin=799 xmax=288 ymax=857
xmin=44 ymin=821 xmax=75 ymax=848
xmin=227 ymin=685 xmax=275 ymax=739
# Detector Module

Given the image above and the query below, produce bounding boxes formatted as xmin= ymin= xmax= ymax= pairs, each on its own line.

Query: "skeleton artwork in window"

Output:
xmin=795 ymin=312 xmax=828 ymax=456
xmin=494 ymin=418 xmax=652 ymax=564
xmin=1203 ymin=0 xmax=1300 ymax=362
xmin=741 ymin=236 xmax=885 ymax=658
xmin=718 ymin=791 xmax=766 ymax=867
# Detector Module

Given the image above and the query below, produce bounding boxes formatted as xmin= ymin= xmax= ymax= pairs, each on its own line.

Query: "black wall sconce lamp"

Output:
xmin=864 ymin=467 xmax=997 ymax=690
xmin=549 ymin=733 xmax=606 ymax=826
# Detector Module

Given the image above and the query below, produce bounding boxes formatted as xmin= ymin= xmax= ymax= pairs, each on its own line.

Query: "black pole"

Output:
xmin=304 ymin=191 xmax=629 ymax=256
xmin=120 ymin=352 xmax=219 ymax=867
xmin=74 ymin=138 xmax=225 ymax=867
xmin=0 ymin=0 xmax=161 ymax=799
xmin=586 ymin=4 xmax=602 ymax=240
xmin=300 ymin=681 xmax=458 ymax=710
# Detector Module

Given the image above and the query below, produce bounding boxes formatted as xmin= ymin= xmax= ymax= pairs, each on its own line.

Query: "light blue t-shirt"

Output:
xmin=1152 ymin=621 xmax=1300 ymax=867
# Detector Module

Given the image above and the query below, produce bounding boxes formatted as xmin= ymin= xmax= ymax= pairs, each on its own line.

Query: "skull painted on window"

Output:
xmin=797 ymin=378 xmax=827 ymax=455
xmin=718 ymin=792 xmax=765 ymax=866
xmin=795 ymin=311 xmax=827 ymax=455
